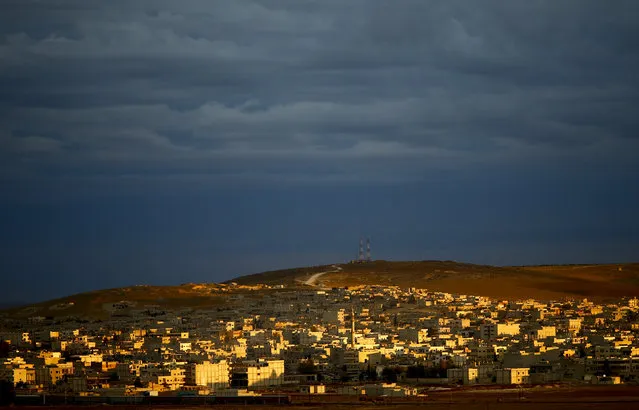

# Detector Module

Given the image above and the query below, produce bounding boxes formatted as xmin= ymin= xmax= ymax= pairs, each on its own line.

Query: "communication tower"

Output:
xmin=354 ymin=236 xmax=372 ymax=263
xmin=351 ymin=305 xmax=356 ymax=348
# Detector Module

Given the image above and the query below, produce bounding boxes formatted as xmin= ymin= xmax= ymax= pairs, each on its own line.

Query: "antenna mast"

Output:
xmin=351 ymin=305 xmax=356 ymax=348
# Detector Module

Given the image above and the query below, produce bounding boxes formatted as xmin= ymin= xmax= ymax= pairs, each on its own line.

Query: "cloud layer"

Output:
xmin=1 ymin=0 xmax=638 ymax=185
xmin=1 ymin=1 xmax=639 ymax=302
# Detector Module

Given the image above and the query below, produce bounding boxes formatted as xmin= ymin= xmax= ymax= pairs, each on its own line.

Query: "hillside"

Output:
xmin=0 ymin=282 xmax=272 ymax=320
xmin=229 ymin=260 xmax=639 ymax=301
xmin=2 ymin=261 xmax=638 ymax=320
xmin=226 ymin=264 xmax=334 ymax=286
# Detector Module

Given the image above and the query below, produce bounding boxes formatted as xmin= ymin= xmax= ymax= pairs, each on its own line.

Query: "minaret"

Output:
xmin=350 ymin=306 xmax=356 ymax=348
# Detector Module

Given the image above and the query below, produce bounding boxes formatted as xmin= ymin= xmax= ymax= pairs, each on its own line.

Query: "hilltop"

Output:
xmin=228 ymin=260 xmax=639 ymax=301
xmin=2 ymin=260 xmax=638 ymax=320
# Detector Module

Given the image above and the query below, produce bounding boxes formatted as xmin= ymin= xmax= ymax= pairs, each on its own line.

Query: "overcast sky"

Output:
xmin=1 ymin=0 xmax=638 ymax=303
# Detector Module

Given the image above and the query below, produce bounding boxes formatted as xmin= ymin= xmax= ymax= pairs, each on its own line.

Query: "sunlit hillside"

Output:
xmin=230 ymin=260 xmax=639 ymax=301
xmin=3 ymin=261 xmax=638 ymax=320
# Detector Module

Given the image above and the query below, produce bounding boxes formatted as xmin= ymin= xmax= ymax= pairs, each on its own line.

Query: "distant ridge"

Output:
xmin=2 ymin=260 xmax=638 ymax=320
xmin=228 ymin=260 xmax=639 ymax=301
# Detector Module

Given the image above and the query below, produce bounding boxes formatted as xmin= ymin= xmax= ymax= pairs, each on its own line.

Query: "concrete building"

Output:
xmin=447 ymin=367 xmax=479 ymax=385
xmin=529 ymin=326 xmax=556 ymax=340
xmin=398 ymin=328 xmax=428 ymax=343
xmin=496 ymin=368 xmax=529 ymax=385
xmin=322 ymin=309 xmax=345 ymax=325
xmin=155 ymin=368 xmax=185 ymax=390
xmin=35 ymin=363 xmax=74 ymax=387
xmin=364 ymin=383 xmax=417 ymax=397
xmin=0 ymin=366 xmax=36 ymax=386
xmin=480 ymin=323 xmax=520 ymax=339
xmin=231 ymin=359 xmax=284 ymax=388
xmin=300 ymin=384 xmax=325 ymax=394
xmin=185 ymin=361 xmax=229 ymax=391
xmin=566 ymin=318 xmax=582 ymax=334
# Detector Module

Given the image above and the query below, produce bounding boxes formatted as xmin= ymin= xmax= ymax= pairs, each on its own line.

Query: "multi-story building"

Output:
xmin=480 ymin=322 xmax=520 ymax=339
xmin=35 ymin=362 xmax=74 ymax=387
xmin=566 ymin=318 xmax=582 ymax=334
xmin=155 ymin=368 xmax=186 ymax=390
xmin=447 ymin=367 xmax=479 ymax=385
xmin=231 ymin=359 xmax=285 ymax=388
xmin=496 ymin=368 xmax=529 ymax=385
xmin=398 ymin=328 xmax=428 ymax=344
xmin=322 ymin=309 xmax=345 ymax=325
xmin=185 ymin=361 xmax=229 ymax=391
xmin=529 ymin=326 xmax=556 ymax=340
xmin=0 ymin=366 xmax=36 ymax=386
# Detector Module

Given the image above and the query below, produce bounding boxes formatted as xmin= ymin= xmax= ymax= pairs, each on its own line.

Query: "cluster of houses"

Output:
xmin=1 ymin=282 xmax=638 ymax=398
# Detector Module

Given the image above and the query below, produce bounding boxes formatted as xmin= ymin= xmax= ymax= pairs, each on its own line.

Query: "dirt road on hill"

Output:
xmin=304 ymin=265 xmax=342 ymax=286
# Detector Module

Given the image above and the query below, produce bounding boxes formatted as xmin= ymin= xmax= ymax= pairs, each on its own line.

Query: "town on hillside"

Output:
xmin=1 ymin=283 xmax=639 ymax=404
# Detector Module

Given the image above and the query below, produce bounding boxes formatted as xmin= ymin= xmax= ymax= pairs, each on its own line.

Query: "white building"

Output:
xmin=232 ymin=359 xmax=285 ymax=388
xmin=185 ymin=361 xmax=230 ymax=391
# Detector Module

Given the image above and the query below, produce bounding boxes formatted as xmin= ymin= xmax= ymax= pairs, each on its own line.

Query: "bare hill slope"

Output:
xmin=0 ymin=283 xmax=238 ymax=320
xmin=3 ymin=261 xmax=638 ymax=320
xmin=230 ymin=260 xmax=639 ymax=300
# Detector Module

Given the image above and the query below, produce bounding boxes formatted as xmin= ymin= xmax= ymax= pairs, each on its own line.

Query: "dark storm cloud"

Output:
xmin=3 ymin=0 xmax=639 ymax=303
xmin=1 ymin=0 xmax=638 ymax=186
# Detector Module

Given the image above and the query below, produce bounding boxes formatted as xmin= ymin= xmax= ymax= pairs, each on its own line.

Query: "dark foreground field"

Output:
xmin=7 ymin=386 xmax=639 ymax=410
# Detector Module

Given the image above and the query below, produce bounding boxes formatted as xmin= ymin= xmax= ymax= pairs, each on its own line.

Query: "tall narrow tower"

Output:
xmin=358 ymin=237 xmax=364 ymax=262
xmin=366 ymin=237 xmax=371 ymax=262
xmin=350 ymin=305 xmax=356 ymax=348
